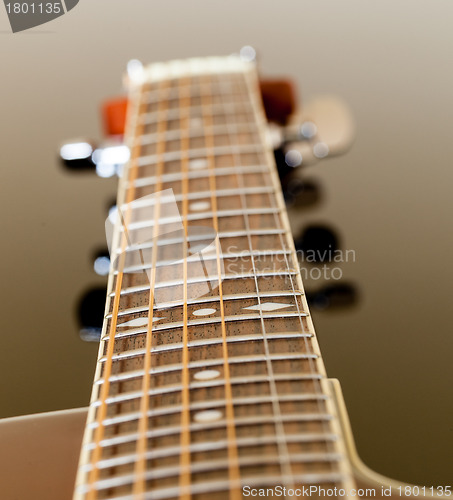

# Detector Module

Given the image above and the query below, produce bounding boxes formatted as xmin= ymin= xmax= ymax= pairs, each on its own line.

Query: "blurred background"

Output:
xmin=0 ymin=0 xmax=452 ymax=488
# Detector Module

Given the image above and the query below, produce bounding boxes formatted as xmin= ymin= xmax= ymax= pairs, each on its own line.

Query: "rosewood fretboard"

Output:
xmin=74 ymin=56 xmax=354 ymax=500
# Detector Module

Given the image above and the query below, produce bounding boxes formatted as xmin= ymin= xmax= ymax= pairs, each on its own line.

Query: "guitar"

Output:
xmin=0 ymin=54 xmax=444 ymax=500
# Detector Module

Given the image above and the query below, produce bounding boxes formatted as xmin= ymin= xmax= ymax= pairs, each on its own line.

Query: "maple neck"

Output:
xmin=74 ymin=56 xmax=354 ymax=500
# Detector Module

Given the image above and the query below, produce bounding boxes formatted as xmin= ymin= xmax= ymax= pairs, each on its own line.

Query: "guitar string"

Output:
xmin=243 ymin=68 xmax=345 ymax=483
xmin=178 ymin=74 xmax=192 ymax=500
xmin=85 ymin=82 xmax=146 ymax=499
xmin=218 ymin=71 xmax=296 ymax=489
xmin=132 ymin=78 xmax=171 ymax=499
xmin=201 ymin=71 xmax=242 ymax=500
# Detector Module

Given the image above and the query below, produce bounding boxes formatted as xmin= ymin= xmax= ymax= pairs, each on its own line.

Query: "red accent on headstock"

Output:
xmin=101 ymin=97 xmax=129 ymax=136
xmin=259 ymin=79 xmax=298 ymax=125
xmin=101 ymin=79 xmax=298 ymax=137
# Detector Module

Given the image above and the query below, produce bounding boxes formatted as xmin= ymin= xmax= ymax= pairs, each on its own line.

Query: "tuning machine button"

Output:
xmin=270 ymin=95 xmax=355 ymax=179
xmin=93 ymin=248 xmax=111 ymax=276
xmin=59 ymin=140 xmax=96 ymax=171
xmin=282 ymin=177 xmax=322 ymax=208
xmin=306 ymin=283 xmax=359 ymax=311
xmin=77 ymin=287 xmax=106 ymax=342
xmin=294 ymin=225 xmax=340 ymax=263
xmin=59 ymin=139 xmax=130 ymax=178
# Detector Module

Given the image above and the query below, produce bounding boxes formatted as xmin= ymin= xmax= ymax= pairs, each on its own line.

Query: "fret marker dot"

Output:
xmin=118 ymin=316 xmax=164 ymax=328
xmin=244 ymin=302 xmax=293 ymax=312
xmin=194 ymin=369 xmax=221 ymax=381
xmin=194 ymin=410 xmax=223 ymax=423
xmin=189 ymin=201 xmax=210 ymax=212
xmin=193 ymin=308 xmax=217 ymax=316
xmin=190 ymin=117 xmax=203 ymax=128
xmin=189 ymin=158 xmax=208 ymax=170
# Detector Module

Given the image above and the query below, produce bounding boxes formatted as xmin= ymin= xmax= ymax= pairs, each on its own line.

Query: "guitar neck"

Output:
xmin=74 ymin=56 xmax=354 ymax=500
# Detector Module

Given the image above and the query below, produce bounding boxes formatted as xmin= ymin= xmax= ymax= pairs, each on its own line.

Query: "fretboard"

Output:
xmin=74 ymin=56 xmax=354 ymax=500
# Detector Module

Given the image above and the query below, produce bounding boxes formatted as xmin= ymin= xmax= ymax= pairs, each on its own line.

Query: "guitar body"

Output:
xmin=0 ymin=382 xmax=433 ymax=500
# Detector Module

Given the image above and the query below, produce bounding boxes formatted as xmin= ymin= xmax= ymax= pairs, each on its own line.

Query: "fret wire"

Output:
xmin=84 ymin=78 xmax=147 ymax=499
xmin=123 ymin=186 xmax=275 ymax=208
xmin=140 ymin=102 xmax=254 ymax=125
xmin=96 ymin=345 xmax=315 ymax=385
xmin=89 ymin=392 xmax=329 ymax=430
xmin=143 ymin=93 xmax=251 ymax=114
xmin=101 ymin=311 xmax=309 ymax=344
xmin=101 ymin=343 xmax=317 ymax=367
xmin=91 ymin=372 xmax=324 ymax=408
xmin=96 ymin=391 xmax=329 ymax=421
xmin=95 ymin=390 xmax=327 ymax=436
xmin=106 ymin=288 xmax=300 ymax=318
xmin=124 ymin=207 xmax=280 ymax=232
xmin=220 ymin=73 xmax=295 ymax=490
xmin=81 ymin=431 xmax=336 ymax=472
xmin=131 ymin=163 xmax=269 ymax=188
xmin=114 ymin=228 xmax=288 ymax=256
xmin=78 ymin=473 xmax=346 ymax=500
xmin=87 ymin=412 xmax=334 ymax=451
xmin=202 ymin=73 xmax=242 ymax=500
xmin=135 ymin=143 xmax=263 ymax=169
xmin=84 ymin=452 xmax=343 ymax=494
xmin=131 ymin=79 xmax=171 ymax=498
xmin=113 ymin=269 xmax=298 ymax=297
xmin=117 ymin=255 xmax=293 ymax=278
xmin=137 ymin=122 xmax=259 ymax=146
xmin=142 ymin=81 xmax=248 ymax=105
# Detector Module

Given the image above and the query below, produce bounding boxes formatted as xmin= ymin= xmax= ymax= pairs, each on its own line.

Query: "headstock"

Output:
xmin=59 ymin=52 xmax=359 ymax=340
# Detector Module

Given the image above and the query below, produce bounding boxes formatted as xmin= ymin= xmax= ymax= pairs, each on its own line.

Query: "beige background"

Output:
xmin=0 ymin=0 xmax=452 ymax=488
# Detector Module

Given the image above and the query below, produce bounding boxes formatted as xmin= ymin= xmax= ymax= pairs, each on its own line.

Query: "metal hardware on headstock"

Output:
xmin=93 ymin=248 xmax=110 ymax=276
xmin=271 ymin=95 xmax=355 ymax=182
xmin=59 ymin=139 xmax=129 ymax=178
xmin=239 ymin=45 xmax=257 ymax=63
xmin=59 ymin=140 xmax=96 ymax=171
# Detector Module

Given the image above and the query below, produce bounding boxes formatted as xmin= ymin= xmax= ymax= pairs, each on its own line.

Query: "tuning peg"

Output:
xmin=294 ymin=225 xmax=340 ymax=263
xmin=270 ymin=95 xmax=355 ymax=175
xmin=59 ymin=139 xmax=130 ymax=178
xmin=282 ymin=177 xmax=322 ymax=208
xmin=77 ymin=287 xmax=107 ymax=342
xmin=306 ymin=282 xmax=359 ymax=311
xmin=93 ymin=248 xmax=111 ymax=276
xmin=59 ymin=140 xmax=96 ymax=171
xmin=239 ymin=45 xmax=258 ymax=63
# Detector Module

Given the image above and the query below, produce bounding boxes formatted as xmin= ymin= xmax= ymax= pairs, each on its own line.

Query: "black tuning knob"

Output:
xmin=306 ymin=283 xmax=359 ymax=311
xmin=283 ymin=177 xmax=321 ymax=208
xmin=294 ymin=225 xmax=340 ymax=263
xmin=77 ymin=287 xmax=107 ymax=342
